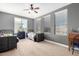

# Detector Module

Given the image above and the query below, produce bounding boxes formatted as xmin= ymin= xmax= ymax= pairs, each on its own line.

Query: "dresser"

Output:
xmin=68 ymin=32 xmax=79 ymax=54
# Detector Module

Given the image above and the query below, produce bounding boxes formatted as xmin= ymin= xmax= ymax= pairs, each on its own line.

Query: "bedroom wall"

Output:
xmin=34 ymin=3 xmax=79 ymax=45
xmin=0 ymin=12 xmax=14 ymax=31
xmin=0 ymin=12 xmax=34 ymax=33
xmin=53 ymin=3 xmax=79 ymax=45
xmin=34 ymin=18 xmax=44 ymax=33
xmin=28 ymin=19 xmax=34 ymax=31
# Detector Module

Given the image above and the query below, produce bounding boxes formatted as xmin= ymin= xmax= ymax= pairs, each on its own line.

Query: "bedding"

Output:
xmin=28 ymin=32 xmax=36 ymax=40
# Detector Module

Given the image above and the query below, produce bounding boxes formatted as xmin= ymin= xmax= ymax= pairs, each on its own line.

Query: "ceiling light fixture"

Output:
xmin=24 ymin=4 xmax=40 ymax=14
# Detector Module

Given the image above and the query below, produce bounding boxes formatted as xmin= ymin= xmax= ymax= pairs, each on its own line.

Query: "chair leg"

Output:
xmin=72 ymin=41 xmax=74 ymax=54
xmin=69 ymin=47 xmax=70 ymax=51
xmin=68 ymin=41 xmax=71 ymax=51
xmin=72 ymin=47 xmax=74 ymax=54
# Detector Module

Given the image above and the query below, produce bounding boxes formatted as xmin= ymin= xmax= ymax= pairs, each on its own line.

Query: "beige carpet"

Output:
xmin=0 ymin=38 xmax=79 ymax=56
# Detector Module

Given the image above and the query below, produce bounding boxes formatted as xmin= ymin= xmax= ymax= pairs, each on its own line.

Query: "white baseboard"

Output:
xmin=45 ymin=40 xmax=79 ymax=51
xmin=45 ymin=40 xmax=68 ymax=48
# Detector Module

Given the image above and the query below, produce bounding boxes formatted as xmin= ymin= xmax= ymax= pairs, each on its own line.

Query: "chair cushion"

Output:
xmin=73 ymin=41 xmax=79 ymax=48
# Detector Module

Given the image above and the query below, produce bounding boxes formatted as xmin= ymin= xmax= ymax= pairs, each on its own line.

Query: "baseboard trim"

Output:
xmin=45 ymin=40 xmax=79 ymax=51
xmin=45 ymin=40 xmax=68 ymax=48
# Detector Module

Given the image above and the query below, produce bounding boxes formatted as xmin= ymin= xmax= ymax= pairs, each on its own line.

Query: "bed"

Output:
xmin=28 ymin=32 xmax=44 ymax=42
xmin=28 ymin=32 xmax=36 ymax=41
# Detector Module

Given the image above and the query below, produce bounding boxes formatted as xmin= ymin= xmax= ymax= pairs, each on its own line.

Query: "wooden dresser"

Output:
xmin=68 ymin=32 xmax=79 ymax=54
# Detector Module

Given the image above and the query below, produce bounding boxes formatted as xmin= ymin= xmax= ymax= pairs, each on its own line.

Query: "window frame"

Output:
xmin=55 ymin=9 xmax=68 ymax=36
xmin=14 ymin=17 xmax=28 ymax=34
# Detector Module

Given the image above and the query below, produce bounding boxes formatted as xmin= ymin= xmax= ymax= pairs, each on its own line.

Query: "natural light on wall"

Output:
xmin=55 ymin=9 xmax=67 ymax=36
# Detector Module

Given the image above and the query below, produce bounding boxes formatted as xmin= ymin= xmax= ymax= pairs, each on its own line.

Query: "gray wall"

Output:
xmin=34 ymin=3 xmax=79 ymax=45
xmin=0 ymin=12 xmax=14 ymax=30
xmin=28 ymin=19 xmax=34 ymax=31
xmin=0 ymin=12 xmax=34 ymax=33
xmin=54 ymin=3 xmax=79 ymax=45
xmin=34 ymin=18 xmax=44 ymax=32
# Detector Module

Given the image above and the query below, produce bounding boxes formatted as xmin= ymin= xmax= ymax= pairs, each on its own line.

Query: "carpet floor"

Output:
xmin=0 ymin=38 xmax=79 ymax=56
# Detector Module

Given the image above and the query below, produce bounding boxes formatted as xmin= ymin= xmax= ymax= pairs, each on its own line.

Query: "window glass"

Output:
xmin=55 ymin=9 xmax=67 ymax=35
xmin=14 ymin=17 xmax=28 ymax=34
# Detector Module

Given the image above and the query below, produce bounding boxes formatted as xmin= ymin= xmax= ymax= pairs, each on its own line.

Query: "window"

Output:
xmin=55 ymin=9 xmax=67 ymax=35
xmin=14 ymin=17 xmax=22 ymax=34
xmin=21 ymin=18 xmax=28 ymax=32
xmin=44 ymin=15 xmax=51 ymax=32
xmin=14 ymin=17 xmax=28 ymax=34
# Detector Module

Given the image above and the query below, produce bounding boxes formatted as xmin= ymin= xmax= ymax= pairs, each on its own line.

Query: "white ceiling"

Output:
xmin=0 ymin=3 xmax=70 ymax=19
